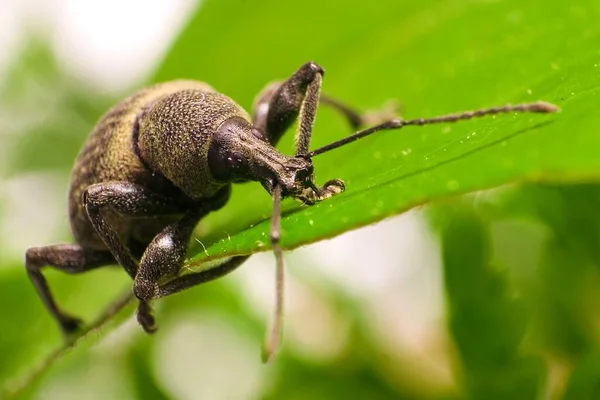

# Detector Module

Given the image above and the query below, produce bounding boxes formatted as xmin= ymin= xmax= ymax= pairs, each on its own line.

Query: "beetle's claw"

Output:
xmin=322 ymin=179 xmax=345 ymax=194
xmin=59 ymin=314 xmax=84 ymax=336
xmin=316 ymin=178 xmax=345 ymax=201
xmin=297 ymin=178 xmax=345 ymax=204
xmin=137 ymin=300 xmax=158 ymax=334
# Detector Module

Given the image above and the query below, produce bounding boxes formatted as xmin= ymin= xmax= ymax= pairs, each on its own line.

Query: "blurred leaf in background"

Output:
xmin=430 ymin=199 xmax=544 ymax=400
xmin=1 ymin=0 xmax=600 ymax=399
xmin=427 ymin=183 xmax=600 ymax=399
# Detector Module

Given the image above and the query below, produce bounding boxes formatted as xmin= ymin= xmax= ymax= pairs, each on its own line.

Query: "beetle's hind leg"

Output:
xmin=25 ymin=244 xmax=115 ymax=335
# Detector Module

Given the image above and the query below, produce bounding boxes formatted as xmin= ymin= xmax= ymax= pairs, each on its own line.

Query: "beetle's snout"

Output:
xmin=292 ymin=163 xmax=314 ymax=188
xmin=275 ymin=157 xmax=314 ymax=196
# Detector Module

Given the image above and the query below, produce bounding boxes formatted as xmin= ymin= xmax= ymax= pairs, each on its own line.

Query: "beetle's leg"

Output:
xmin=83 ymin=181 xmax=201 ymax=333
xmin=252 ymin=63 xmax=400 ymax=146
xmin=251 ymin=62 xmax=324 ymax=149
xmin=263 ymin=185 xmax=284 ymax=362
xmin=296 ymin=178 xmax=346 ymax=206
xmin=322 ymin=97 xmax=401 ymax=128
xmin=83 ymin=181 xmax=231 ymax=333
xmin=25 ymin=244 xmax=115 ymax=334
xmin=318 ymin=95 xmax=364 ymax=129
xmin=83 ymin=181 xmax=190 ymax=280
xmin=136 ymin=253 xmax=249 ymax=332
xmin=154 ymin=255 xmax=249 ymax=298
xmin=254 ymin=81 xmax=361 ymax=134
xmin=132 ymin=209 xmax=207 ymax=332
xmin=134 ymin=256 xmax=248 ymax=331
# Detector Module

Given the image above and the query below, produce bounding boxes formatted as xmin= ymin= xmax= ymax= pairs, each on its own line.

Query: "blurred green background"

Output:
xmin=1 ymin=0 xmax=600 ymax=399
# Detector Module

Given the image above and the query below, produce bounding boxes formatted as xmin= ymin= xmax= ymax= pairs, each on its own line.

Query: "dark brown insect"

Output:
xmin=24 ymin=62 xmax=558 ymax=361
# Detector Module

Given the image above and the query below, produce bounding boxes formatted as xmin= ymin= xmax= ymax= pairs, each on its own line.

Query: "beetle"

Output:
xmin=25 ymin=61 xmax=558 ymax=361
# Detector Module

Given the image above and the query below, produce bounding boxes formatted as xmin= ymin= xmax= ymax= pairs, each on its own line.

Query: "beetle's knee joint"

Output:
xmin=25 ymin=247 xmax=43 ymax=271
xmin=304 ymin=61 xmax=324 ymax=76
xmin=59 ymin=314 xmax=84 ymax=334
xmin=134 ymin=278 xmax=159 ymax=301
xmin=136 ymin=301 xmax=157 ymax=334
xmin=82 ymin=185 xmax=102 ymax=208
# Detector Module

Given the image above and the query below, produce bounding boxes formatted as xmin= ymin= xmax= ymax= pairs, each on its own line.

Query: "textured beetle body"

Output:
xmin=26 ymin=62 xmax=556 ymax=360
xmin=27 ymin=63 xmax=334 ymax=337
xmin=68 ymin=80 xmax=246 ymax=254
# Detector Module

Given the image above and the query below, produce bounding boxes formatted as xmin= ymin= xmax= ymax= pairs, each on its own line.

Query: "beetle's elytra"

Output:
xmin=25 ymin=61 xmax=558 ymax=361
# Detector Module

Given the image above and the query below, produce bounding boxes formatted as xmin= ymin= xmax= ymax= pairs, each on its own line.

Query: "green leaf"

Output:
xmin=428 ymin=183 xmax=600 ymax=398
xmin=488 ymin=184 xmax=600 ymax=359
xmin=5 ymin=0 xmax=600 ymax=395
xmin=563 ymin=351 xmax=600 ymax=400
xmin=153 ymin=0 xmax=600 ymax=268
xmin=128 ymin=343 xmax=171 ymax=400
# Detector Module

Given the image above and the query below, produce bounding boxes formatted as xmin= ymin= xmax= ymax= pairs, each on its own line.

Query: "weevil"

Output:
xmin=25 ymin=61 xmax=558 ymax=361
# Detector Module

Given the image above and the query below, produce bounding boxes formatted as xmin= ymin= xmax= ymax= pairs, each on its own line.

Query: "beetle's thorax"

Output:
xmin=136 ymin=89 xmax=251 ymax=199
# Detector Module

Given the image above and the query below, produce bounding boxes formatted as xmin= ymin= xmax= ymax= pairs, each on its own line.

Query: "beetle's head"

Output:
xmin=208 ymin=117 xmax=316 ymax=199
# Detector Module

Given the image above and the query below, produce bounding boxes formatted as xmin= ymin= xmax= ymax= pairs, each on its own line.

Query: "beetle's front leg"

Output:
xmin=297 ymin=178 xmax=346 ymax=205
xmin=83 ymin=182 xmax=189 ymax=279
xmin=252 ymin=62 xmax=400 ymax=152
xmin=251 ymin=62 xmax=323 ymax=148
xmin=135 ymin=254 xmax=250 ymax=332
xmin=132 ymin=210 xmax=205 ymax=332
xmin=83 ymin=181 xmax=207 ymax=332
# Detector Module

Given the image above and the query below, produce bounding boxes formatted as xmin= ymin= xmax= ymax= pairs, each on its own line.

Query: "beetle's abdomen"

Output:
xmin=137 ymin=90 xmax=251 ymax=199
xmin=68 ymin=80 xmax=215 ymax=250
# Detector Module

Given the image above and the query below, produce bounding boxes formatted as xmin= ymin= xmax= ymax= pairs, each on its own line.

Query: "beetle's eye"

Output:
xmin=208 ymin=144 xmax=250 ymax=181
xmin=227 ymin=152 xmax=247 ymax=170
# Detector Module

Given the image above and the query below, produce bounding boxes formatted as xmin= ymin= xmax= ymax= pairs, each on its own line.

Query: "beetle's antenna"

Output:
xmin=262 ymin=184 xmax=285 ymax=363
xmin=308 ymin=101 xmax=559 ymax=157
